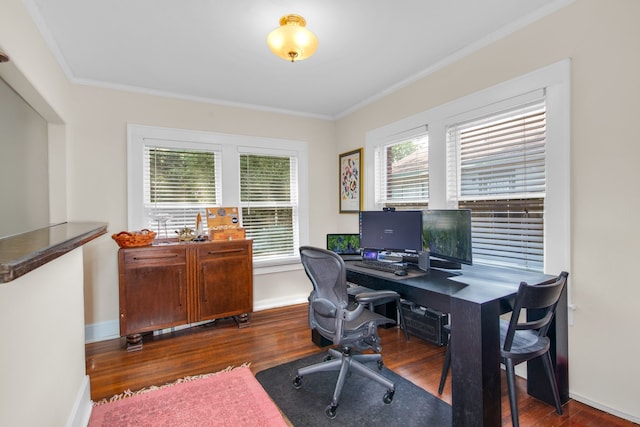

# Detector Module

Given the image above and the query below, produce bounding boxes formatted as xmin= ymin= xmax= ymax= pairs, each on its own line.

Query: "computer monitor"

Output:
xmin=359 ymin=210 xmax=423 ymax=253
xmin=422 ymin=209 xmax=473 ymax=269
xmin=326 ymin=233 xmax=360 ymax=255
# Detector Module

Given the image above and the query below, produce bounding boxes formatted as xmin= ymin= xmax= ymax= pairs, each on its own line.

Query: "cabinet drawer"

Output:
xmin=121 ymin=246 xmax=185 ymax=267
xmin=197 ymin=241 xmax=251 ymax=260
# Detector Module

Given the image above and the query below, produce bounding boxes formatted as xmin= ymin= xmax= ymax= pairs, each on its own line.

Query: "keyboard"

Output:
xmin=355 ymin=260 xmax=407 ymax=273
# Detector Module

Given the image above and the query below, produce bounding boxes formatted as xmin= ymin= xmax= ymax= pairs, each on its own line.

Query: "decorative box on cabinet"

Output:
xmin=118 ymin=239 xmax=253 ymax=351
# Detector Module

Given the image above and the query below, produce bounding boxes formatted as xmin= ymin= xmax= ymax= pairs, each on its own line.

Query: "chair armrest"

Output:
xmin=311 ymin=298 xmax=337 ymax=317
xmin=355 ymin=290 xmax=400 ymax=305
xmin=340 ymin=303 xmax=366 ymax=322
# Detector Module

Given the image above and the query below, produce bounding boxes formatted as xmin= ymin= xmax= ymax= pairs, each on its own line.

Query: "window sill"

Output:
xmin=254 ymin=258 xmax=303 ymax=275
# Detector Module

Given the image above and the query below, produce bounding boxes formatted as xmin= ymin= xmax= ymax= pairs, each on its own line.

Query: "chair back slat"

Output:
xmin=503 ymin=271 xmax=568 ymax=351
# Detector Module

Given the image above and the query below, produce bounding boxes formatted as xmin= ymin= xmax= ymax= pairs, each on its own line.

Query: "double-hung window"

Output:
xmin=143 ymin=145 xmax=221 ymax=233
xmin=447 ymin=101 xmax=546 ymax=270
xmin=372 ymin=126 xmax=429 ymax=210
xmin=239 ymin=151 xmax=299 ymax=261
xmin=127 ymin=125 xmax=308 ymax=266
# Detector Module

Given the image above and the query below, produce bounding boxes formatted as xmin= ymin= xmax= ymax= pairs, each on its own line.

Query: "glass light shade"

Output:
xmin=267 ymin=15 xmax=318 ymax=62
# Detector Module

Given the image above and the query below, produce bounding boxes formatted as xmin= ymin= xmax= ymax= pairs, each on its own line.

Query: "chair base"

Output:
xmin=294 ymin=347 xmax=395 ymax=418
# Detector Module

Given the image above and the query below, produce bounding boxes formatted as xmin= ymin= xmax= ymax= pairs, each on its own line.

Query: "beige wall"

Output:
xmin=335 ymin=0 xmax=640 ymax=422
xmin=0 ymin=2 xmax=90 ymax=426
xmin=68 ymin=85 xmax=334 ymax=326
xmin=0 ymin=76 xmax=49 ymax=238
xmin=2 ymin=0 xmax=640 ymax=424
xmin=0 ymin=249 xmax=91 ymax=427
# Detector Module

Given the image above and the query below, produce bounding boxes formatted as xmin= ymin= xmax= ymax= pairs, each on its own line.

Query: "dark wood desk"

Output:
xmin=345 ymin=262 xmax=569 ymax=427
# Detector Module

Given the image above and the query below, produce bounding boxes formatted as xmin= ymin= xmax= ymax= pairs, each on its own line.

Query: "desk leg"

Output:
xmin=451 ymin=297 xmax=502 ymax=427
xmin=373 ymin=301 xmax=398 ymax=328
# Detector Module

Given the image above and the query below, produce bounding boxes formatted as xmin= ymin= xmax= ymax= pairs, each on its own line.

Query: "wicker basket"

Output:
xmin=112 ymin=229 xmax=157 ymax=248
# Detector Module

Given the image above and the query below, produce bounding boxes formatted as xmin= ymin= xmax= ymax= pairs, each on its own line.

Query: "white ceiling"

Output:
xmin=24 ymin=0 xmax=571 ymax=119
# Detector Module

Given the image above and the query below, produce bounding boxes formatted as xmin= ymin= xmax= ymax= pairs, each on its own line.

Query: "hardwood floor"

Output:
xmin=86 ymin=303 xmax=635 ymax=426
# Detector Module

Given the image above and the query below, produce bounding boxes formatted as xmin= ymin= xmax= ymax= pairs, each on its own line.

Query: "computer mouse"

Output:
xmin=394 ymin=269 xmax=408 ymax=276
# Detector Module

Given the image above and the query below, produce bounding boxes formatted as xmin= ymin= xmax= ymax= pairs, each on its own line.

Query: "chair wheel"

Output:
xmin=292 ymin=375 xmax=302 ymax=389
xmin=377 ymin=360 xmax=384 ymax=370
xmin=325 ymin=404 xmax=338 ymax=419
xmin=383 ymin=389 xmax=395 ymax=404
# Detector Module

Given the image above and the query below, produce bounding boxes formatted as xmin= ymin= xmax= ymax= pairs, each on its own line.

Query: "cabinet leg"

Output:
xmin=126 ymin=334 xmax=143 ymax=352
xmin=234 ymin=313 xmax=251 ymax=328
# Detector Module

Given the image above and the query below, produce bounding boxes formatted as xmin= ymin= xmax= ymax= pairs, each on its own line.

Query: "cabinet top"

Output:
xmin=119 ymin=238 xmax=252 ymax=250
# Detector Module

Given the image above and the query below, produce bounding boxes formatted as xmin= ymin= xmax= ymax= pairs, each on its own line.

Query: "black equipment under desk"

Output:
xmin=345 ymin=261 xmax=569 ymax=427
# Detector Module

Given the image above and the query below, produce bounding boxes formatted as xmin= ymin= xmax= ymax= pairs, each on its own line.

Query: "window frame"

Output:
xmin=141 ymin=144 xmax=222 ymax=235
xmin=365 ymin=60 xmax=570 ymax=275
xmin=447 ymin=99 xmax=547 ymax=270
xmin=238 ymin=147 xmax=300 ymax=262
xmin=372 ymin=126 xmax=429 ymax=210
xmin=127 ymin=124 xmax=309 ymax=270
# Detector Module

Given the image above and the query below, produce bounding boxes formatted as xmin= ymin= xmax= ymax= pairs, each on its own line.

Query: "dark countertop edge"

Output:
xmin=0 ymin=222 xmax=108 ymax=284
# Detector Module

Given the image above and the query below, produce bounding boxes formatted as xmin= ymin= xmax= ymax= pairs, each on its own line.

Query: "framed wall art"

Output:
xmin=339 ymin=148 xmax=363 ymax=213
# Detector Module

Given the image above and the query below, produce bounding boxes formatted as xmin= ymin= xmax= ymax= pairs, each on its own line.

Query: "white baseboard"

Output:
xmin=85 ymin=320 xmax=119 ymax=343
xmin=253 ymin=295 xmax=309 ymax=312
xmin=84 ymin=296 xmax=308 ymax=343
xmin=569 ymin=393 xmax=640 ymax=425
xmin=66 ymin=375 xmax=92 ymax=427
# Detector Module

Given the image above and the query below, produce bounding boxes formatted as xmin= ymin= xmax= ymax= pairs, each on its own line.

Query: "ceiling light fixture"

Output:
xmin=267 ymin=14 xmax=318 ymax=63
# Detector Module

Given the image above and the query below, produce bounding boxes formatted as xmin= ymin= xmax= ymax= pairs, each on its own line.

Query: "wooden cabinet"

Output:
xmin=118 ymin=240 xmax=252 ymax=350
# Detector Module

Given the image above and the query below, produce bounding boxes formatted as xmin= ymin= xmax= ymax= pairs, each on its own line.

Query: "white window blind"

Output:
xmin=143 ymin=145 xmax=221 ymax=235
xmin=374 ymin=127 xmax=429 ymax=208
xmin=447 ymin=101 xmax=546 ymax=270
xmin=240 ymin=153 xmax=299 ymax=261
xmin=129 ymin=125 xmax=308 ymax=267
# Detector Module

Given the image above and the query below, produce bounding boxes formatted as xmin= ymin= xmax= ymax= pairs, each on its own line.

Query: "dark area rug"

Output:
xmin=256 ymin=352 xmax=452 ymax=426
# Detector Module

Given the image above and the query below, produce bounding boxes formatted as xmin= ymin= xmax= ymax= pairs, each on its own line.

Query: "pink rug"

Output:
xmin=89 ymin=366 xmax=288 ymax=426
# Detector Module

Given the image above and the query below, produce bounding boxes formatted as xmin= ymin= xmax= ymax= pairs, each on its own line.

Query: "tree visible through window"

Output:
xmin=145 ymin=146 xmax=219 ymax=234
xmin=375 ymin=132 xmax=428 ymax=209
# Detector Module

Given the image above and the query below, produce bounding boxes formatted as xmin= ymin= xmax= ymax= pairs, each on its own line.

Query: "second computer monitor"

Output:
xmin=422 ymin=209 xmax=473 ymax=268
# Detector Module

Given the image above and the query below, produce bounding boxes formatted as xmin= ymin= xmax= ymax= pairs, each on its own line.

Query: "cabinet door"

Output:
xmin=197 ymin=241 xmax=253 ymax=321
xmin=119 ymin=247 xmax=188 ymax=335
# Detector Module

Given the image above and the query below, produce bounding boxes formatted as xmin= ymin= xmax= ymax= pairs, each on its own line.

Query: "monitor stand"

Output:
xmin=429 ymin=258 xmax=462 ymax=270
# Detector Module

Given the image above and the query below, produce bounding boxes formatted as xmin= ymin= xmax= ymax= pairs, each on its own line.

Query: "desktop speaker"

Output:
xmin=418 ymin=250 xmax=430 ymax=271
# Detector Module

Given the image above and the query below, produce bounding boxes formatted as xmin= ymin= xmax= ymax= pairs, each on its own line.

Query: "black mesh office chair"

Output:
xmin=294 ymin=246 xmax=399 ymax=419
xmin=438 ymin=271 xmax=569 ymax=427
